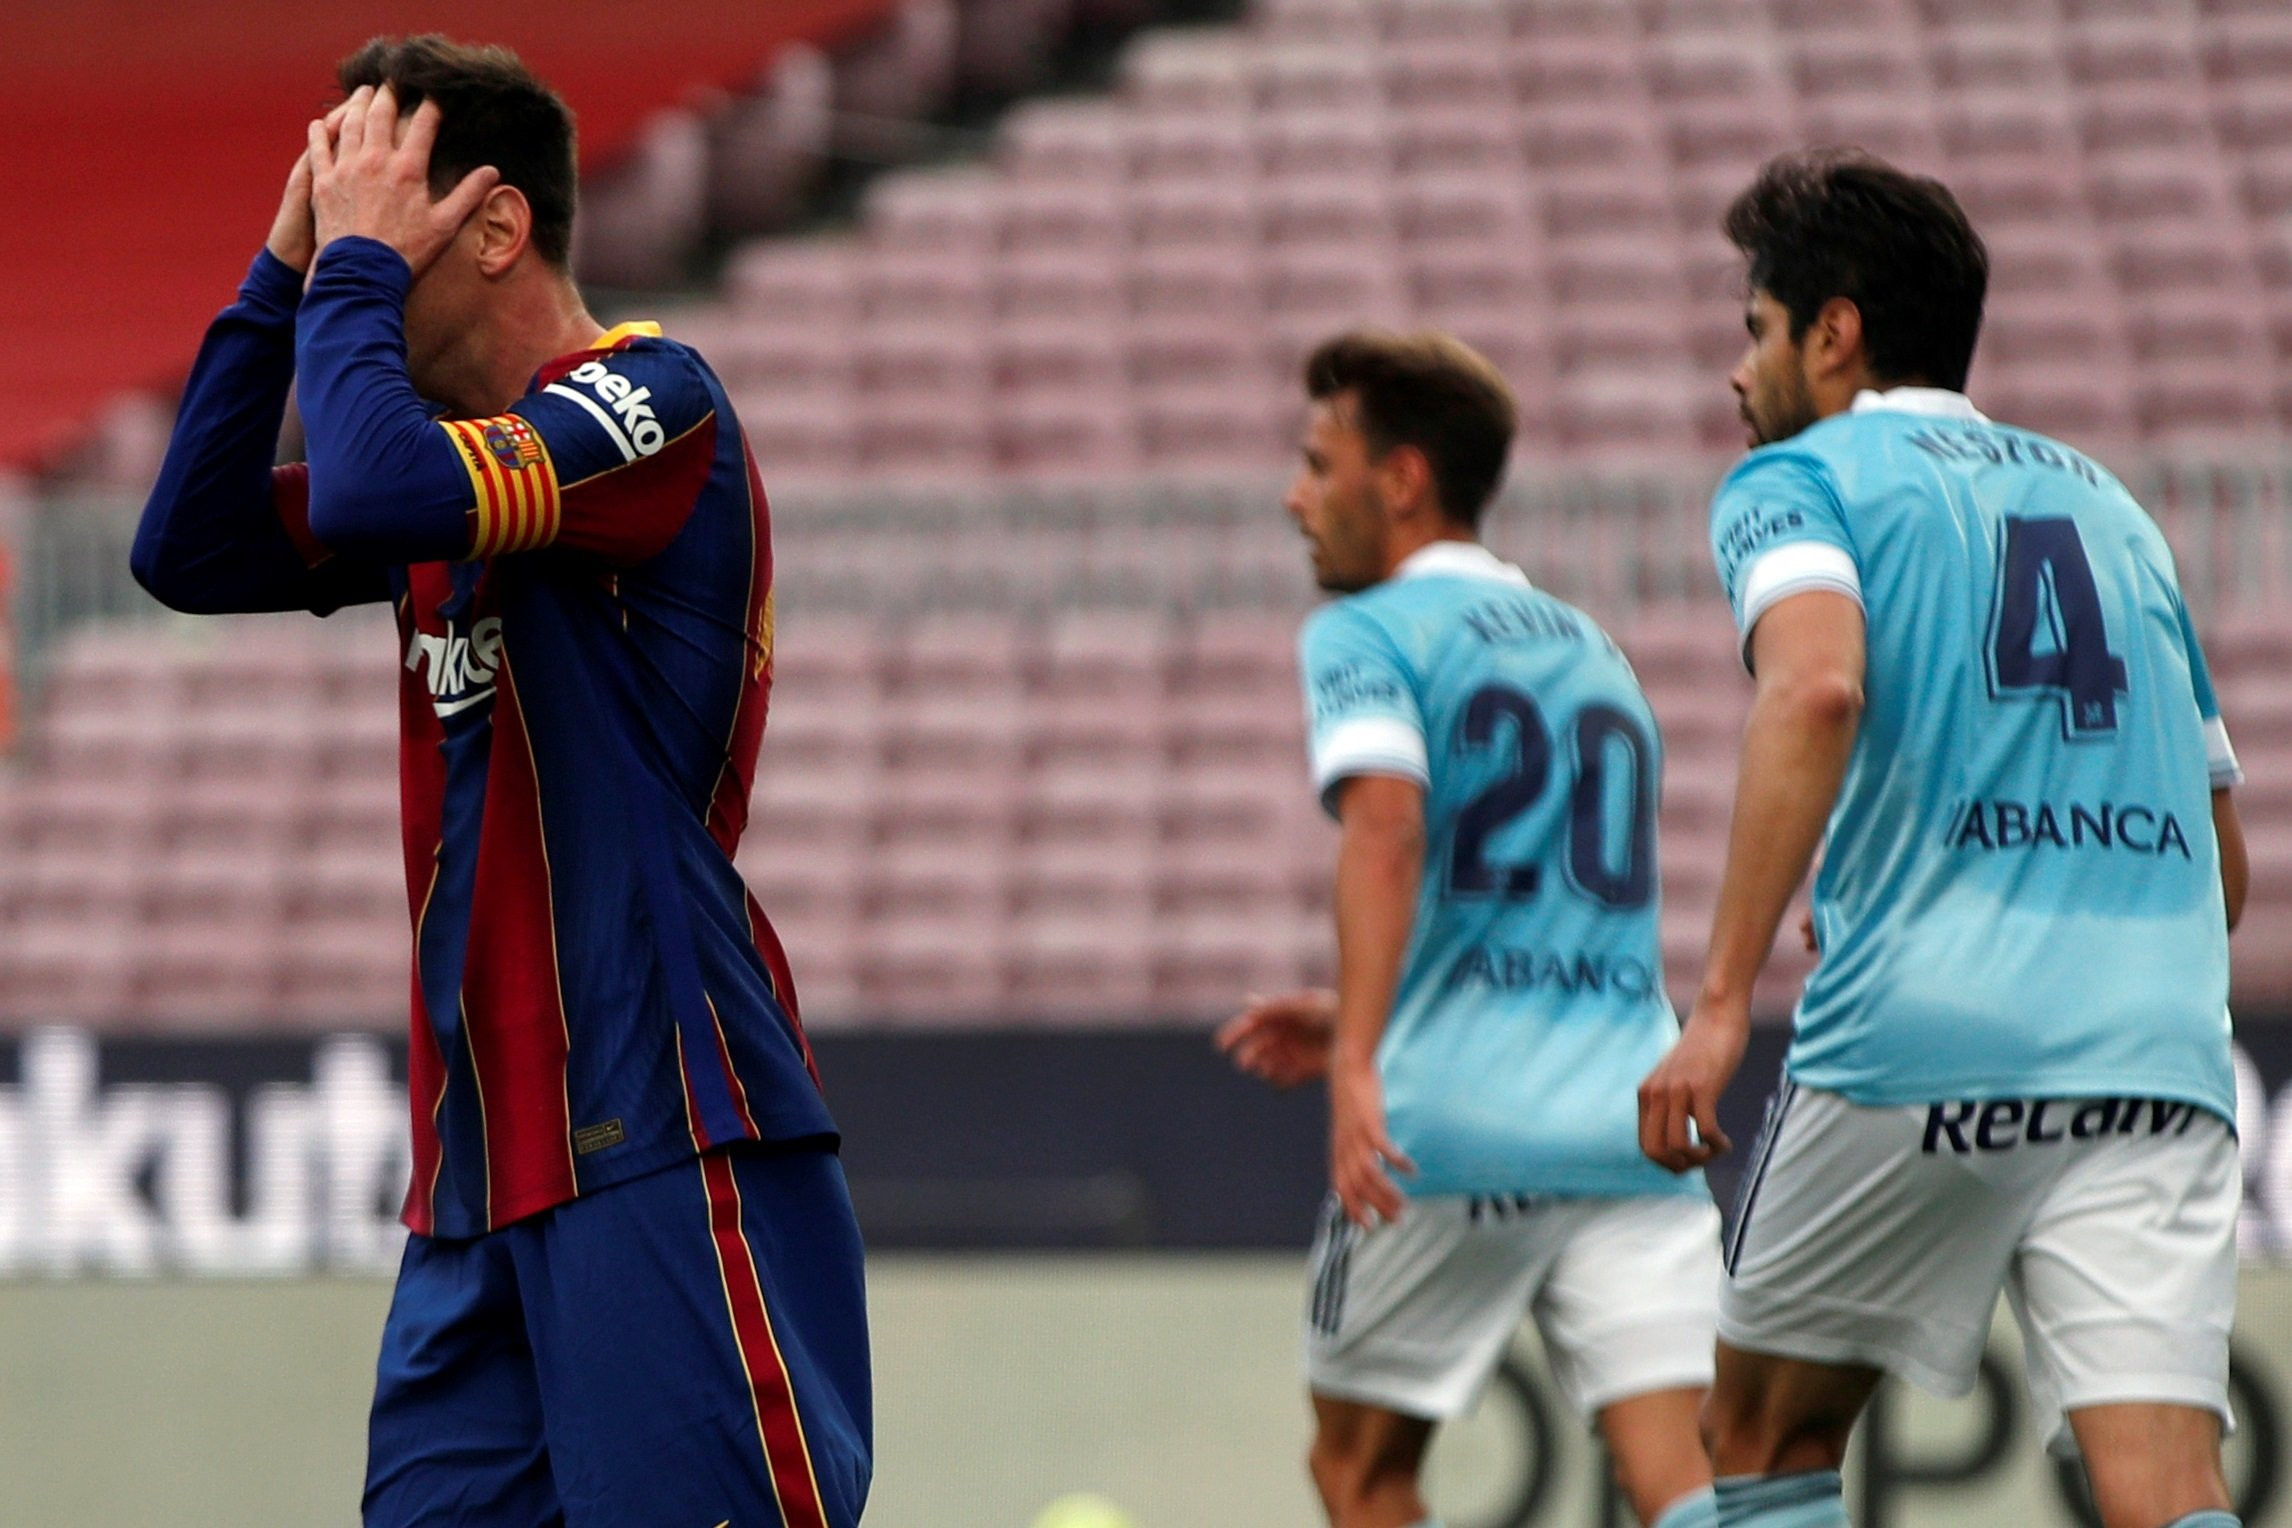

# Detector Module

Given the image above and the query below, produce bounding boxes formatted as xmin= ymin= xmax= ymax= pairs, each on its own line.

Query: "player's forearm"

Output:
xmin=2215 ymin=787 xmax=2247 ymax=933
xmin=1331 ymin=807 xmax=1423 ymax=1069
xmin=131 ymin=251 xmax=324 ymax=613
xmin=296 ymin=237 xmax=477 ymax=562
xmin=1699 ymin=669 xmax=1861 ymax=1014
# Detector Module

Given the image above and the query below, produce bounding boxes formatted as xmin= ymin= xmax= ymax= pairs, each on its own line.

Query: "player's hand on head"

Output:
xmin=1329 ymin=1054 xmax=1414 ymax=1227
xmin=265 ymin=99 xmax=360 ymax=274
xmin=308 ymin=84 xmax=501 ymax=275
xmin=1215 ymin=988 xmax=1337 ymax=1088
xmin=1636 ymin=1004 xmax=1746 ymax=1173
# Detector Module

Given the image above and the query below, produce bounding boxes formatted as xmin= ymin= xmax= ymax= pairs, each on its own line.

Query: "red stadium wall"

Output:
xmin=0 ymin=0 xmax=895 ymax=472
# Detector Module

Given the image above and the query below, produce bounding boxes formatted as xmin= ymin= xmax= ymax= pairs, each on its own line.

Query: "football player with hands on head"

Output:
xmin=134 ymin=38 xmax=869 ymax=1528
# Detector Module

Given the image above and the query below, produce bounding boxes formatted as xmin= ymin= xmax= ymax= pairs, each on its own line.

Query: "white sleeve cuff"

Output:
xmin=1737 ymin=543 xmax=1865 ymax=664
xmin=1312 ymin=716 xmax=1430 ymax=813
xmin=2205 ymin=716 xmax=2244 ymax=790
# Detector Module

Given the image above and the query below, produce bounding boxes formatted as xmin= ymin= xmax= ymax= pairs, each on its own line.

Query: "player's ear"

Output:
xmin=471 ymin=184 xmax=533 ymax=278
xmin=1807 ymin=296 xmax=1865 ymax=382
xmin=1375 ymin=443 xmax=1437 ymax=526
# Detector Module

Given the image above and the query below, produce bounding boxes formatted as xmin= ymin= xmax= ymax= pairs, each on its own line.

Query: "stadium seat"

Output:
xmin=999 ymin=98 xmax=1130 ymax=185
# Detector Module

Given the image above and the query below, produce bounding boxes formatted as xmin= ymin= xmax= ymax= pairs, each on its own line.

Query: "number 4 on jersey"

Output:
xmin=1989 ymin=517 xmax=2129 ymax=739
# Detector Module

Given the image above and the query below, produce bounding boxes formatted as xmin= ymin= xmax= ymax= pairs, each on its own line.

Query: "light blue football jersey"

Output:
xmin=1711 ymin=388 xmax=2243 ymax=1122
xmin=1299 ymin=540 xmax=1701 ymax=1200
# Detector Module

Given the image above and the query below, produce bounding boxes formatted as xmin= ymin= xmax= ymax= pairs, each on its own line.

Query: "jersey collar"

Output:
xmin=1849 ymin=385 xmax=1989 ymax=422
xmin=591 ymin=320 xmax=662 ymax=349
xmin=1393 ymin=539 xmax=1533 ymax=588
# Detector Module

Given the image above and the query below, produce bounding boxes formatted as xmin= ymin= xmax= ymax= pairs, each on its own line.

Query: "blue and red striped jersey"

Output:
xmin=393 ymin=326 xmax=834 ymax=1237
xmin=136 ymin=243 xmax=838 ymax=1238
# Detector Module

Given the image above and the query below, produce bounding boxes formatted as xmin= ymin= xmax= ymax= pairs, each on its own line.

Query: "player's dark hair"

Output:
xmin=1304 ymin=331 xmax=1517 ymax=529
xmin=337 ymin=36 xmax=578 ymax=268
xmin=1724 ymin=149 xmax=1989 ymax=391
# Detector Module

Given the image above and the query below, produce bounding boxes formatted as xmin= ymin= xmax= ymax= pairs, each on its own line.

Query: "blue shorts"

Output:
xmin=364 ymin=1144 xmax=871 ymax=1528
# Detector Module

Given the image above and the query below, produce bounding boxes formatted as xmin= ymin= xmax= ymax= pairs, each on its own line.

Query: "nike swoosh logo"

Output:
xmin=432 ymin=688 xmax=496 ymax=718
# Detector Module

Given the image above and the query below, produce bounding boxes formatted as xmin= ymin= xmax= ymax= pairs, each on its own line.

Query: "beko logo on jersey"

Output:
xmin=1942 ymin=797 xmax=2192 ymax=859
xmin=405 ymin=616 xmax=503 ymax=719
xmin=545 ymin=360 xmax=666 ymax=459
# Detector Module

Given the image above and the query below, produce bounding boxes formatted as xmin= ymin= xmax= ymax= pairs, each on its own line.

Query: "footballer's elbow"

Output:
xmin=1775 ymin=670 xmax=1864 ymax=732
xmin=128 ymin=530 xmax=209 ymax=614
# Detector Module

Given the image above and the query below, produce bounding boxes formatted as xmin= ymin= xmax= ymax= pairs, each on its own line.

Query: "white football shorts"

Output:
xmin=1719 ymin=1083 xmax=2239 ymax=1455
xmin=1304 ymin=1191 xmax=1722 ymax=1422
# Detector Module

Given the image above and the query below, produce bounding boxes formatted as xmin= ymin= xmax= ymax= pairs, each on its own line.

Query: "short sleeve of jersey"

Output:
xmin=1710 ymin=449 xmax=1863 ymax=667
xmin=1299 ymin=601 xmax=1428 ymax=817
xmin=437 ymin=337 xmax=720 ymax=566
xmin=2175 ymin=594 xmax=2244 ymax=789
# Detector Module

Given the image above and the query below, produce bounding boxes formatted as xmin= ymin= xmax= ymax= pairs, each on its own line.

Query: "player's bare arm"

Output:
xmin=1330 ymin=774 xmax=1423 ymax=1227
xmin=1639 ymin=590 xmax=1865 ymax=1173
xmin=2215 ymin=787 xmax=2247 ymax=932
xmin=1217 ymin=989 xmax=1336 ymax=1088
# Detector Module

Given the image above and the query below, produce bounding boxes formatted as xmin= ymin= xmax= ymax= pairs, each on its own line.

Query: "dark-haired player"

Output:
xmin=1637 ymin=150 xmax=2248 ymax=1528
xmin=1223 ymin=331 xmax=1722 ymax=1528
xmin=132 ymin=38 xmax=868 ymax=1527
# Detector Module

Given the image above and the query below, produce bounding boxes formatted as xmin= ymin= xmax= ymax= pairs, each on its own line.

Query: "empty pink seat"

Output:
xmin=129 ymin=922 xmax=287 ymax=1030
xmin=1008 ymin=840 xmax=1158 ymax=916
xmin=1929 ymin=24 xmax=2066 ymax=92
xmin=858 ymin=248 xmax=992 ymax=323
xmin=1262 ymin=245 xmax=1409 ymax=322
xmin=1516 ymin=32 xmax=1647 ymax=103
xmin=994 ymin=393 xmax=1141 ymax=476
xmin=2080 ymin=85 xmax=2219 ymax=156
xmin=1523 ymin=102 xmax=1667 ymax=170
xmin=865 ymin=168 xmax=1004 ymax=255
xmin=1260 ymin=178 xmax=1398 ymax=249
xmin=1540 ymin=174 xmax=1676 ymax=240
xmin=706 ymin=315 xmax=855 ymax=396
xmin=1940 ymin=89 xmax=2081 ymax=161
xmin=1253 ymin=42 xmax=1384 ymax=114
xmin=1126 ymin=313 xmax=1273 ymax=391
xmin=275 ymin=918 xmax=415 ymax=1027
xmin=998 ymin=181 xmax=1129 ymax=255
xmin=1545 ymin=237 xmax=1687 ymax=303
xmin=737 ymin=394 xmax=861 ymax=481
xmin=1041 ymin=612 xmax=1175 ymax=693
xmin=997 ymin=98 xmax=1128 ymax=185
xmin=727 ymin=240 xmax=861 ymax=323
xmin=1392 ymin=108 xmax=1530 ymax=178
xmin=1118 ymin=29 xmax=1254 ymax=117
xmin=1981 ymin=365 xmax=2141 ymax=444
xmin=1258 ymin=110 xmax=1395 ymax=181
xmin=1135 ymin=386 xmax=1294 ymax=471
xmin=1130 ymin=182 xmax=1261 ymax=252
xmin=1789 ymin=32 xmax=1927 ymax=98
xmin=1407 ymin=242 xmax=1545 ymax=320
xmin=1129 ymin=113 xmax=1256 ymax=185
xmin=0 ymin=917 xmax=136 ymax=1024
xmin=2066 ymin=20 xmax=2203 ymax=89
xmin=1384 ymin=37 xmax=1520 ymax=113
xmin=1129 ymin=246 xmax=1268 ymax=323
xmin=854 ymin=910 xmax=1010 ymax=1017
xmin=2240 ymin=148 xmax=2292 ymax=218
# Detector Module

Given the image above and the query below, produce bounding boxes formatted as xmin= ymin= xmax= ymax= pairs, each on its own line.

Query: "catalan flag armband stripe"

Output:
xmin=440 ymin=417 xmax=563 ymax=559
